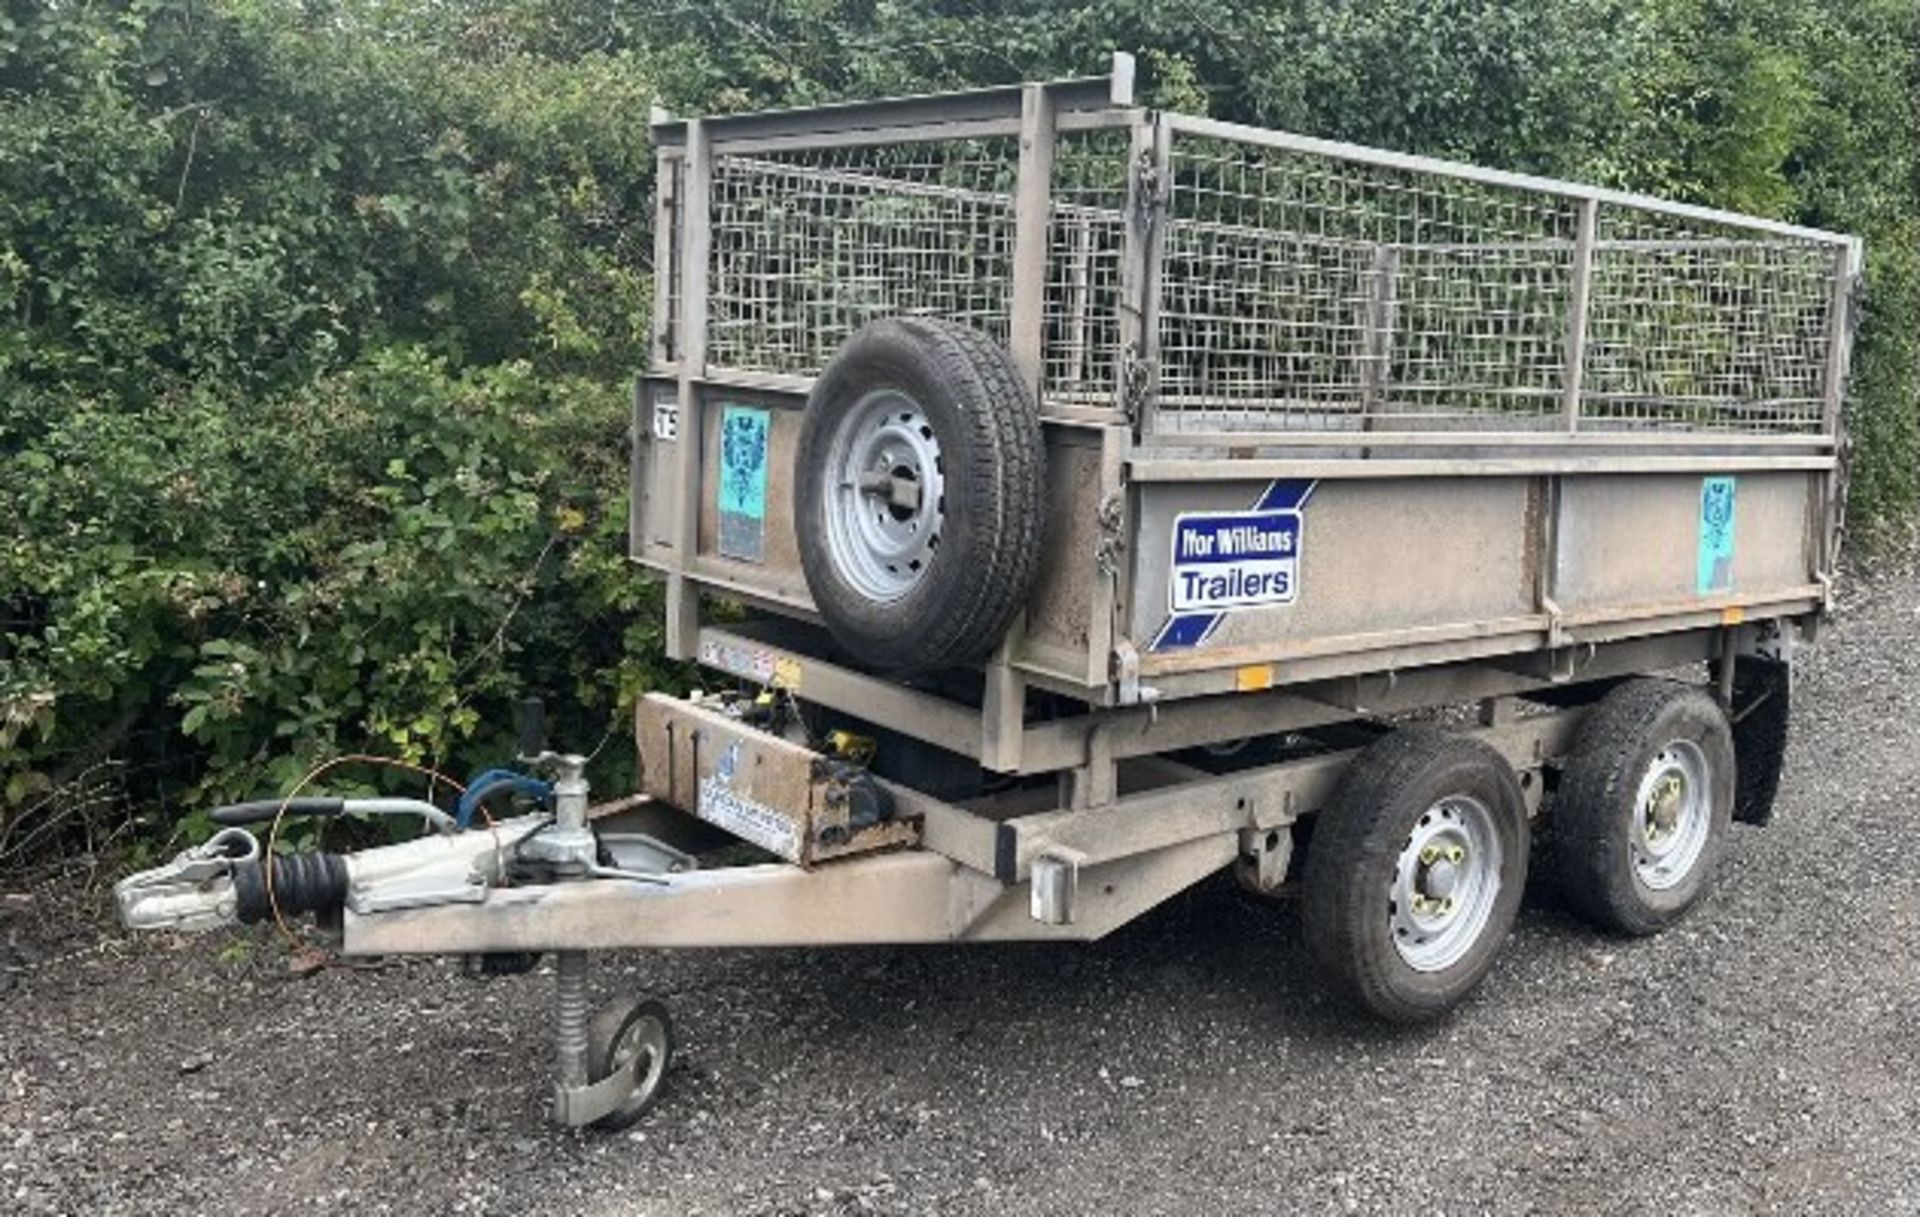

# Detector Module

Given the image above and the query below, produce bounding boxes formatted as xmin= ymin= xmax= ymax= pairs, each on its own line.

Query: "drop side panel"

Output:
xmin=1128 ymin=477 xmax=1536 ymax=670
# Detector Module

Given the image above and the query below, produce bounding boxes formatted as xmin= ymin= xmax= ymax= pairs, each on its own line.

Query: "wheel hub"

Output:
xmin=822 ymin=389 xmax=945 ymax=603
xmin=1390 ymin=796 xmax=1502 ymax=973
xmin=1422 ymin=854 xmax=1462 ymax=901
xmin=1647 ymin=773 xmax=1685 ymax=838
xmin=1632 ymin=742 xmax=1712 ymax=890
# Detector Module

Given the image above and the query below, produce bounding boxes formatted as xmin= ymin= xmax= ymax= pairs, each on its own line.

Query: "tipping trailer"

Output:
xmin=117 ymin=56 xmax=1862 ymax=1128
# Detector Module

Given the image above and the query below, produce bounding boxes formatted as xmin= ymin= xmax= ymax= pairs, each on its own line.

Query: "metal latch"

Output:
xmin=1120 ymin=344 xmax=1154 ymax=423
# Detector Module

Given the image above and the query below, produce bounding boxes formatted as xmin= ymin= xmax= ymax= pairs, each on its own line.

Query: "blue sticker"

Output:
xmin=1153 ymin=479 xmax=1315 ymax=651
xmin=718 ymin=405 xmax=770 ymax=561
xmin=1697 ymin=475 xmax=1736 ymax=594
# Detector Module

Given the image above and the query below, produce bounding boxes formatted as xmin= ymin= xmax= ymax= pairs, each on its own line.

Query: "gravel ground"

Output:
xmin=3 ymin=566 xmax=1918 ymax=1216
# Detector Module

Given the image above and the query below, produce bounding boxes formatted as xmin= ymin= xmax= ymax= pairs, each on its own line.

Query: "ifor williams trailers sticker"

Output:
xmin=1151 ymin=479 xmax=1315 ymax=651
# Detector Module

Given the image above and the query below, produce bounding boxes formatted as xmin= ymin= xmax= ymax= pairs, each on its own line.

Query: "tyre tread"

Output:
xmin=1301 ymin=729 xmax=1529 ymax=1023
xmin=796 ymin=317 xmax=1044 ymax=671
xmin=1552 ymin=678 xmax=1734 ymax=936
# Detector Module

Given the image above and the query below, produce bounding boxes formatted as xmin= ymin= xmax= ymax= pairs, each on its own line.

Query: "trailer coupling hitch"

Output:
xmin=114 ymin=802 xmax=684 ymax=937
xmin=113 ymin=790 xmax=555 ymax=935
xmin=113 ymin=716 xmax=690 ymax=1131
xmin=115 ymin=827 xmax=348 ymax=933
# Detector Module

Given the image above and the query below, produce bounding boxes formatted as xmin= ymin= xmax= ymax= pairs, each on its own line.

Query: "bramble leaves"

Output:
xmin=0 ymin=0 xmax=1914 ymax=855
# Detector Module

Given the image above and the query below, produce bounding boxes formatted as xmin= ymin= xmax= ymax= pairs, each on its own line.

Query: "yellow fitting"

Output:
xmin=825 ymin=729 xmax=876 ymax=765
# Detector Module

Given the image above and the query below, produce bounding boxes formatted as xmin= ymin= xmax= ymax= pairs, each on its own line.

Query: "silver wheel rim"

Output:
xmin=1390 ymin=795 xmax=1504 ymax=973
xmin=610 ymin=1011 xmax=669 ymax=1114
xmin=1632 ymin=740 xmax=1712 ymax=891
xmin=822 ymin=388 xmax=945 ymax=603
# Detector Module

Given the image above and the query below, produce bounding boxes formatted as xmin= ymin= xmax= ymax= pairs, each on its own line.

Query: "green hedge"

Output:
xmin=1 ymin=1 xmax=675 ymax=850
xmin=2 ymin=0 xmax=1914 ymax=854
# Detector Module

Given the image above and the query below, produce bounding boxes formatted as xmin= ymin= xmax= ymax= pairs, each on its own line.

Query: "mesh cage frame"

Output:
xmin=658 ymin=110 xmax=1856 ymax=442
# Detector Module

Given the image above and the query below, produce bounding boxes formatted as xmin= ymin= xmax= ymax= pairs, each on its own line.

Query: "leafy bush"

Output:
xmin=2 ymin=346 xmax=672 ymax=826
xmin=1 ymin=0 xmax=675 ymax=852
xmin=1 ymin=0 xmax=1914 ymax=859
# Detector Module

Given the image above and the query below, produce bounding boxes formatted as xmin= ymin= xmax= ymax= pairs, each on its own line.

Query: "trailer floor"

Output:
xmin=4 ymin=563 xmax=1918 ymax=1217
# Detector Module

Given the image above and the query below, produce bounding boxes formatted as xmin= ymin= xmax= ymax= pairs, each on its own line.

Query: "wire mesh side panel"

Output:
xmin=1044 ymin=130 xmax=1132 ymax=406
xmin=690 ymin=119 xmax=1845 ymax=433
xmin=1150 ymin=127 xmax=1846 ymax=437
xmin=1581 ymin=207 xmax=1842 ymax=432
xmin=705 ymin=140 xmax=1020 ymax=379
xmin=1155 ymin=134 xmax=1582 ymax=433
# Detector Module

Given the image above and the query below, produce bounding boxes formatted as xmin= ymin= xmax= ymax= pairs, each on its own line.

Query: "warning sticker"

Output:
xmin=699 ymin=637 xmax=775 ymax=684
xmin=718 ymin=404 xmax=770 ymax=561
xmin=1169 ymin=509 xmax=1303 ymax=613
xmin=697 ymin=775 xmax=799 ymax=858
xmin=651 ymin=390 xmax=679 ymax=442
xmin=1697 ymin=475 xmax=1737 ymax=594
xmin=697 ymin=638 xmax=803 ymax=694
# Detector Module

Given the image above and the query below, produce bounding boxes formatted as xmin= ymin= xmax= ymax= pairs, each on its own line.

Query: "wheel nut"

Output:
xmin=1446 ymin=846 xmax=1465 ymax=864
xmin=1419 ymin=845 xmax=1440 ymax=865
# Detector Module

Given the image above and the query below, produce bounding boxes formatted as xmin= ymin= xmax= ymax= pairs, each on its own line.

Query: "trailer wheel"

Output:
xmin=796 ymin=317 xmax=1044 ymax=672
xmin=586 ymin=996 xmax=674 ymax=1130
xmin=1552 ymin=679 xmax=1734 ymax=935
xmin=1301 ymin=731 xmax=1529 ymax=1023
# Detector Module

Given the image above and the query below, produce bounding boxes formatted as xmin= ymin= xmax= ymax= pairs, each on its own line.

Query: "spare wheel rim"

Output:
xmin=823 ymin=388 xmax=945 ymax=603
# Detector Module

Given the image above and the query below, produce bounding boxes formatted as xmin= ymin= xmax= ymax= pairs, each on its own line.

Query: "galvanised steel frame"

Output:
xmin=631 ymin=54 xmax=1860 ymax=787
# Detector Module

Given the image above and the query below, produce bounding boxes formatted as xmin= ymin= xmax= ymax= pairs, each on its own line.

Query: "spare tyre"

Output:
xmin=795 ymin=317 xmax=1045 ymax=673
